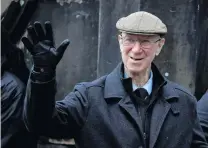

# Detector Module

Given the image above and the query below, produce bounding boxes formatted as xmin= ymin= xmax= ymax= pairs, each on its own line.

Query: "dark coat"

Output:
xmin=24 ymin=63 xmax=208 ymax=148
xmin=198 ymin=92 xmax=208 ymax=142
xmin=1 ymin=71 xmax=37 ymax=148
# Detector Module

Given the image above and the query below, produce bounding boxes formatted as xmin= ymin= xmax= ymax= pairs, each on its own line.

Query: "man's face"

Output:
xmin=118 ymin=32 xmax=165 ymax=75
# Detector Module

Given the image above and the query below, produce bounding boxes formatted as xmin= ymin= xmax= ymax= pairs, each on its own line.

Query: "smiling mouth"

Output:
xmin=130 ymin=57 xmax=143 ymax=61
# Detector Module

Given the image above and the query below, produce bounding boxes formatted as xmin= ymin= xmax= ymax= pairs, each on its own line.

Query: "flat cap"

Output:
xmin=116 ymin=11 xmax=167 ymax=35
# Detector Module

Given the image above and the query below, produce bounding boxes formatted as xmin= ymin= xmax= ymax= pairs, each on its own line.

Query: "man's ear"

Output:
xmin=118 ymin=34 xmax=122 ymax=44
xmin=156 ymin=38 xmax=165 ymax=56
xmin=118 ymin=34 xmax=125 ymax=52
xmin=156 ymin=48 xmax=162 ymax=56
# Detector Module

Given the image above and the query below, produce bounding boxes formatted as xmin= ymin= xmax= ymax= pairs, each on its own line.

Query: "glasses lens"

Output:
xmin=141 ymin=40 xmax=151 ymax=48
xmin=123 ymin=38 xmax=135 ymax=46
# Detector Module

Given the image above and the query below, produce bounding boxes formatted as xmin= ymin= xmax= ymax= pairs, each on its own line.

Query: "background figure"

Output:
xmin=1 ymin=32 xmax=38 ymax=147
xmin=1 ymin=26 xmax=38 ymax=148
xmin=1 ymin=0 xmax=38 ymax=147
xmin=198 ymin=90 xmax=208 ymax=141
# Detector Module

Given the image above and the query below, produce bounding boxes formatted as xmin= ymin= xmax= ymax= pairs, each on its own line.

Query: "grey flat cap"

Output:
xmin=116 ymin=11 xmax=167 ymax=35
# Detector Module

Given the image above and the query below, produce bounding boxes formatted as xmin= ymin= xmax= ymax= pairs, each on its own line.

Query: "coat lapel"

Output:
xmin=149 ymin=99 xmax=171 ymax=148
xmin=104 ymin=63 xmax=145 ymax=145
xmin=149 ymin=81 xmax=179 ymax=148
xmin=118 ymin=95 xmax=145 ymax=144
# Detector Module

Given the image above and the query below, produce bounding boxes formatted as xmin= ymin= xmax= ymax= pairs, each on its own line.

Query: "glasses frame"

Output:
xmin=120 ymin=35 xmax=162 ymax=48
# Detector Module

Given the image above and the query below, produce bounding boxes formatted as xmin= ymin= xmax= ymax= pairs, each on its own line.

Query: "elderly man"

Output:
xmin=22 ymin=11 xmax=208 ymax=148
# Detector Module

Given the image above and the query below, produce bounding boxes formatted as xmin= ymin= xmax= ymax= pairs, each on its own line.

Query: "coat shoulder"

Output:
xmin=167 ymin=80 xmax=197 ymax=104
xmin=73 ymin=75 xmax=107 ymax=92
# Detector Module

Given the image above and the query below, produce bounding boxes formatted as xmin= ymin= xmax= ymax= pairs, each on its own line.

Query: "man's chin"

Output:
xmin=128 ymin=68 xmax=144 ymax=75
xmin=129 ymin=63 xmax=150 ymax=72
xmin=124 ymin=64 xmax=146 ymax=75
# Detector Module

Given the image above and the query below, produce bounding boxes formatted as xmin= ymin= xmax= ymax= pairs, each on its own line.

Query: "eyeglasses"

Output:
xmin=121 ymin=36 xmax=161 ymax=48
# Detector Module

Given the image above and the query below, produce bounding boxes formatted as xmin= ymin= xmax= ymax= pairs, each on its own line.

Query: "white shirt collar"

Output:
xmin=124 ymin=71 xmax=153 ymax=95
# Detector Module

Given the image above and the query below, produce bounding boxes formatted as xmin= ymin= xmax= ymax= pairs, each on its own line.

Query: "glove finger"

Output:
xmin=56 ymin=39 xmax=70 ymax=58
xmin=27 ymin=25 xmax=38 ymax=44
xmin=21 ymin=37 xmax=34 ymax=54
xmin=34 ymin=21 xmax=45 ymax=41
xmin=45 ymin=21 xmax=54 ymax=44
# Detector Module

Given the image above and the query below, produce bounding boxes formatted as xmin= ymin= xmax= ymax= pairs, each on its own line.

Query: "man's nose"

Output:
xmin=132 ymin=41 xmax=142 ymax=53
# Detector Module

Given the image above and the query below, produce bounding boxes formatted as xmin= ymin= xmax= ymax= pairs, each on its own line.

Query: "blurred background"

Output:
xmin=1 ymin=0 xmax=208 ymax=147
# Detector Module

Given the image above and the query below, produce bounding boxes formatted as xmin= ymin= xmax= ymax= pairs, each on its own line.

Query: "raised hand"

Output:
xmin=22 ymin=21 xmax=70 ymax=73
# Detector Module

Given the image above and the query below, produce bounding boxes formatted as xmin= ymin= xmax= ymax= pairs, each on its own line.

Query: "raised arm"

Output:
xmin=22 ymin=21 xmax=89 ymax=139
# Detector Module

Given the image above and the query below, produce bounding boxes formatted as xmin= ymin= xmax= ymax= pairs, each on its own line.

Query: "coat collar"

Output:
xmin=104 ymin=62 xmax=179 ymax=101
xmin=104 ymin=63 xmax=127 ymax=99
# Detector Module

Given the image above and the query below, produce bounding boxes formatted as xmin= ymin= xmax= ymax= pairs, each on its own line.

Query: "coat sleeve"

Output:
xmin=191 ymin=95 xmax=208 ymax=148
xmin=23 ymin=74 xmax=90 ymax=139
xmin=197 ymin=93 xmax=208 ymax=142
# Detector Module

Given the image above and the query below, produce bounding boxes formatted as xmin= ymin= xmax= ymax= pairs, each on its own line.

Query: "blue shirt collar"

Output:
xmin=124 ymin=70 xmax=153 ymax=95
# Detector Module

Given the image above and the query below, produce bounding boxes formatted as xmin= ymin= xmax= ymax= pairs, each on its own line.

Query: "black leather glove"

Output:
xmin=22 ymin=21 xmax=70 ymax=81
